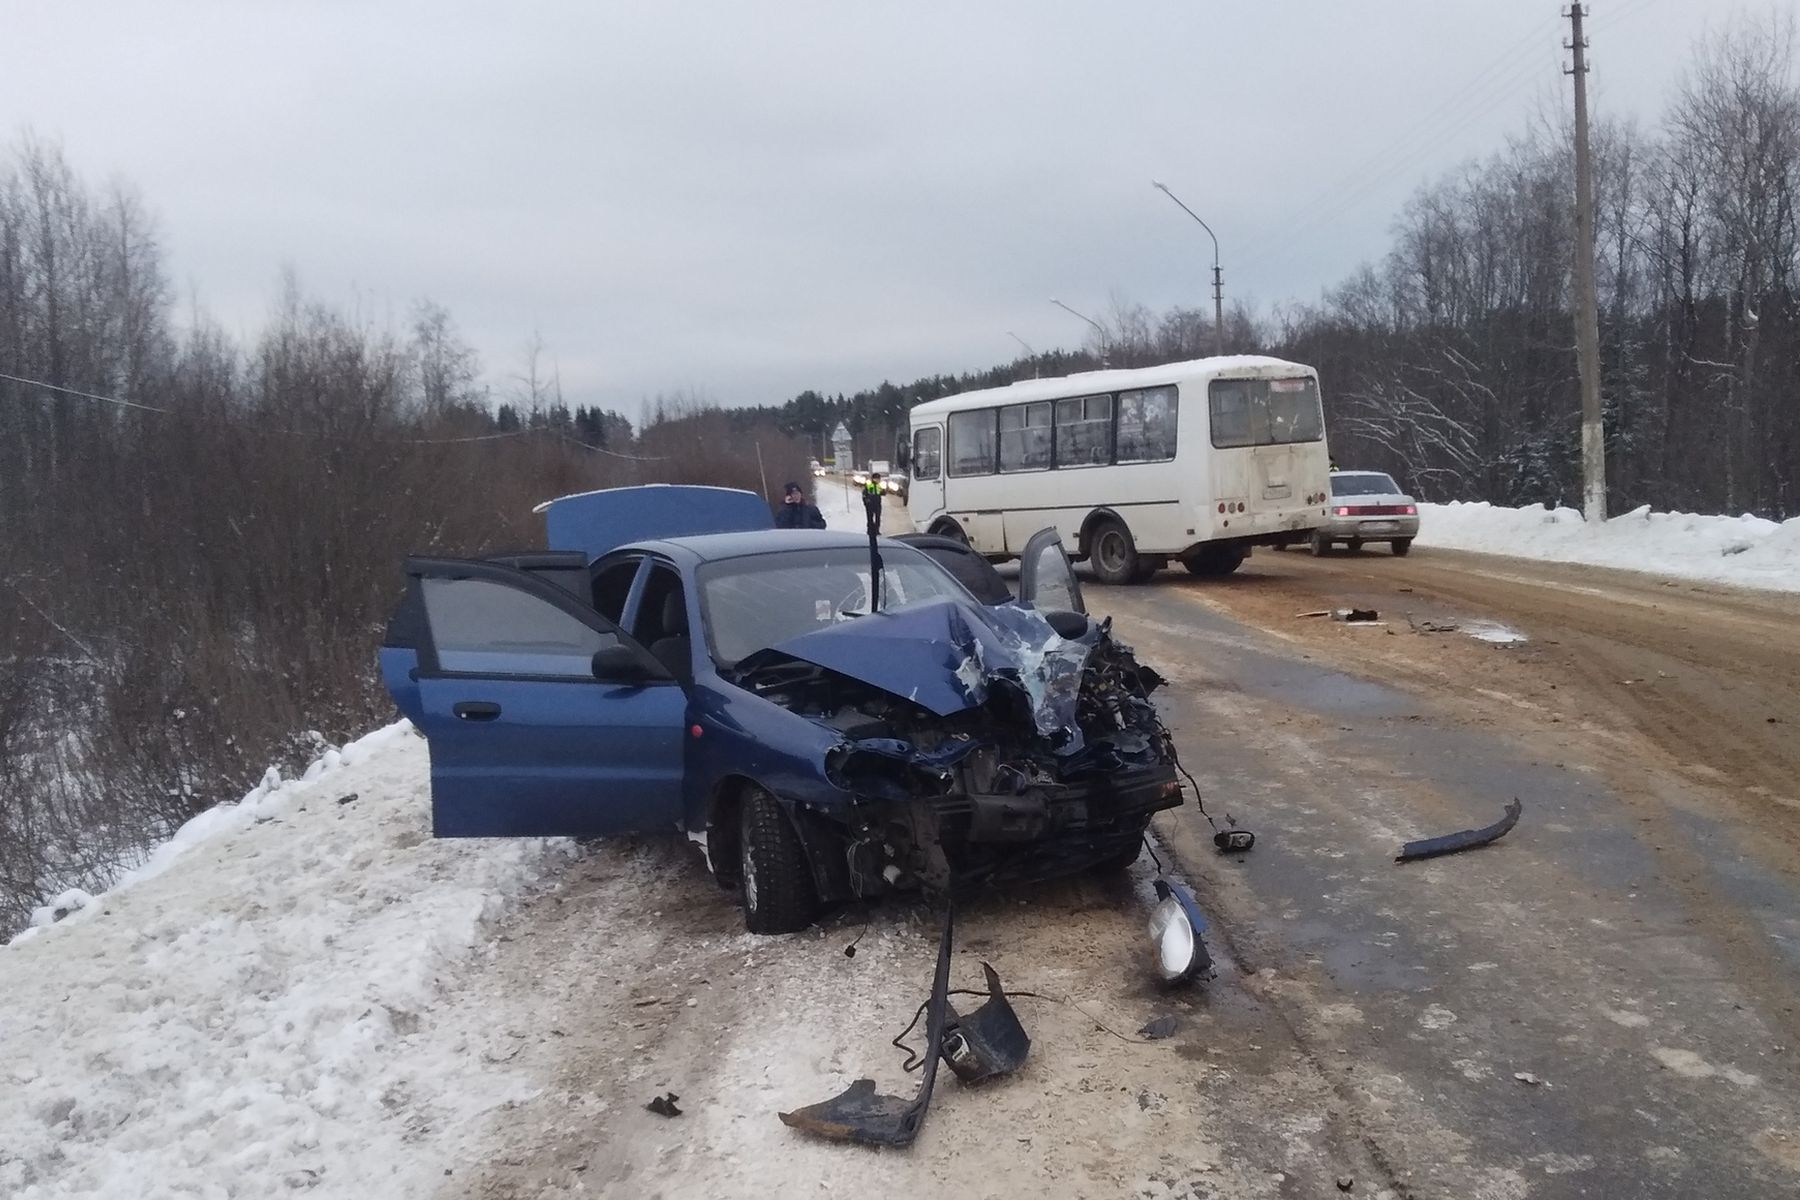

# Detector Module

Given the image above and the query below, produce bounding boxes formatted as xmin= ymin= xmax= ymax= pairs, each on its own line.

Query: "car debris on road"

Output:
xmin=1395 ymin=799 xmax=1523 ymax=863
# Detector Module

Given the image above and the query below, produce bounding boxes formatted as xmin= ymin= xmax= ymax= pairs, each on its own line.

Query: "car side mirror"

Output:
xmin=592 ymin=643 xmax=655 ymax=682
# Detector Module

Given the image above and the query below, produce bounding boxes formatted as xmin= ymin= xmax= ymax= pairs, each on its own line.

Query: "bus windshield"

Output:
xmin=1207 ymin=377 xmax=1324 ymax=448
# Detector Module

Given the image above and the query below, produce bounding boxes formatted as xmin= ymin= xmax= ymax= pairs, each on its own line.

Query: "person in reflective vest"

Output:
xmin=862 ymin=474 xmax=883 ymax=536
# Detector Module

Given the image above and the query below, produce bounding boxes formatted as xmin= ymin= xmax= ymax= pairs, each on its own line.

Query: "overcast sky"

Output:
xmin=2 ymin=0 xmax=1740 ymax=418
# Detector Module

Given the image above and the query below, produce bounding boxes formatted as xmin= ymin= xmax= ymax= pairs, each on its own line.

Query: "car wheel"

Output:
xmin=1182 ymin=545 xmax=1246 ymax=577
xmin=1088 ymin=517 xmax=1139 ymax=585
xmin=1309 ymin=531 xmax=1330 ymax=556
xmin=1392 ymin=538 xmax=1413 ymax=557
xmin=739 ymin=786 xmax=818 ymax=934
xmin=1348 ymin=538 xmax=1364 ymax=553
xmin=1089 ymin=831 xmax=1147 ymax=874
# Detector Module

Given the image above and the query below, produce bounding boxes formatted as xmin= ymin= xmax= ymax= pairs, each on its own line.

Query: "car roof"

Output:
xmin=617 ymin=528 xmax=910 ymax=564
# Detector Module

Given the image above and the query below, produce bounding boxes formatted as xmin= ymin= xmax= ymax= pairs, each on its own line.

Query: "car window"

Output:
xmin=1330 ymin=474 xmax=1402 ymax=496
xmin=632 ymin=564 xmax=687 ymax=645
xmin=698 ymin=544 xmax=971 ymax=666
xmin=591 ymin=557 xmax=641 ymax=622
xmin=421 ymin=577 xmax=617 ymax=676
xmin=902 ymin=540 xmax=1013 ymax=604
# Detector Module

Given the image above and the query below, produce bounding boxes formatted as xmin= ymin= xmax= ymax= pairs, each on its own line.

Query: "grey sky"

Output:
xmin=4 ymin=0 xmax=1730 ymax=418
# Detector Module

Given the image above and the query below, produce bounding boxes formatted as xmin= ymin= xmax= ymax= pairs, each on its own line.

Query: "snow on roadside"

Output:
xmin=0 ymin=724 xmax=573 ymax=1199
xmin=1417 ymin=501 xmax=1800 ymax=593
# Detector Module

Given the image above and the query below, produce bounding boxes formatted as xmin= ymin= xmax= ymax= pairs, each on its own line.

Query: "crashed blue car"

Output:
xmin=380 ymin=485 xmax=1183 ymax=932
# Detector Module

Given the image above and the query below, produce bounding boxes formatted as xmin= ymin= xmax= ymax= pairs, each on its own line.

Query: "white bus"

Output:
xmin=902 ymin=356 xmax=1332 ymax=583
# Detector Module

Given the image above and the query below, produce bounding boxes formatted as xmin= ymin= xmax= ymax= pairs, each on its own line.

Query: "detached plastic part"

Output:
xmin=941 ymin=963 xmax=1031 ymax=1085
xmin=1396 ymin=798 xmax=1523 ymax=863
xmin=778 ymin=903 xmax=955 ymax=1147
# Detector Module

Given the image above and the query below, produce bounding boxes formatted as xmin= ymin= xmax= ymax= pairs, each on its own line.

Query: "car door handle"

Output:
xmin=453 ymin=701 xmax=502 ymax=721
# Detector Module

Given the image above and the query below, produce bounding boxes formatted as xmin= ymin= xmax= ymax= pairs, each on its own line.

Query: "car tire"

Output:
xmin=1392 ymin=538 xmax=1413 ymax=557
xmin=1309 ymin=531 xmax=1330 ymax=556
xmin=1182 ymin=545 xmax=1246 ymax=577
xmin=1348 ymin=538 xmax=1364 ymax=553
xmin=1090 ymin=826 xmax=1149 ymax=873
xmin=1088 ymin=517 xmax=1139 ymax=585
xmin=739 ymin=786 xmax=818 ymax=934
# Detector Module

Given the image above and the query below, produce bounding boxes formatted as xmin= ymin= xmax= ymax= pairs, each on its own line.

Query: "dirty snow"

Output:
xmin=1418 ymin=501 xmax=1800 ymax=593
xmin=0 ymin=725 xmax=575 ymax=1199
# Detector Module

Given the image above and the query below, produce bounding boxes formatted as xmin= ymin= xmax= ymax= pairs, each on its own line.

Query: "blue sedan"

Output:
xmin=380 ymin=486 xmax=1182 ymax=932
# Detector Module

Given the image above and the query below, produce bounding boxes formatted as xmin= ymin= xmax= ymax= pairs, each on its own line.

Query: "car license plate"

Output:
xmin=1362 ymin=521 xmax=1397 ymax=533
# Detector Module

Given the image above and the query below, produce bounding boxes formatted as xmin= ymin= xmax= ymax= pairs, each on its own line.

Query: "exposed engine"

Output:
xmin=731 ymin=613 xmax=1182 ymax=895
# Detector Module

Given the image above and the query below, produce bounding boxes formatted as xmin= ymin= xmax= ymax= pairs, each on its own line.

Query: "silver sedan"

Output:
xmin=1312 ymin=471 xmax=1420 ymax=556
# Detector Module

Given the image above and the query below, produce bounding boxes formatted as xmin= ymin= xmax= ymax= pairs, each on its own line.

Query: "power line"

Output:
xmin=1237 ymin=12 xmax=1560 ymax=287
xmin=0 ymin=368 xmax=672 ymax=459
xmin=0 ymin=370 xmax=169 ymax=413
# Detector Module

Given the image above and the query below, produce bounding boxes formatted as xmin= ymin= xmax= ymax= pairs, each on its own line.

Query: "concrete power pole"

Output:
xmin=1566 ymin=4 xmax=1606 ymax=521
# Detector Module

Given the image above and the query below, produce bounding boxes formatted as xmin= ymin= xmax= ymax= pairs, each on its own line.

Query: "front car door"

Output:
xmin=1016 ymin=527 xmax=1086 ymax=615
xmin=405 ymin=556 xmax=688 ymax=837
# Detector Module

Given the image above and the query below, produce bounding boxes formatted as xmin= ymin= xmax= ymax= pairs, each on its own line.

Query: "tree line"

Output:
xmin=0 ymin=138 xmax=808 ymax=930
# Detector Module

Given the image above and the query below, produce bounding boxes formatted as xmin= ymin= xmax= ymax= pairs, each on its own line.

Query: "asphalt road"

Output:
xmin=1099 ymin=545 xmax=1800 ymax=1198
xmin=443 ymin=542 xmax=1800 ymax=1200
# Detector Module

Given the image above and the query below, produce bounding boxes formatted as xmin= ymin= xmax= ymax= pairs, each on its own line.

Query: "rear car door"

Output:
xmin=405 ymin=556 xmax=687 ymax=837
xmin=1017 ymin=527 xmax=1086 ymax=615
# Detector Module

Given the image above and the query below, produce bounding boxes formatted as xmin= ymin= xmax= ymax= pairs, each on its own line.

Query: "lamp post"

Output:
xmin=1005 ymin=330 xmax=1036 ymax=358
xmin=1048 ymin=297 xmax=1109 ymax=367
xmin=1152 ymin=181 xmax=1225 ymax=357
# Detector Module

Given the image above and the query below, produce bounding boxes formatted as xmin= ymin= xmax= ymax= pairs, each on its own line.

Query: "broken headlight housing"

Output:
xmin=1148 ymin=878 xmax=1212 ymax=984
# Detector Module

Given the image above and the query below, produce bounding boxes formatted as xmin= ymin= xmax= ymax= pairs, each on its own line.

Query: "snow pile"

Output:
xmin=1418 ymin=501 xmax=1800 ymax=592
xmin=0 ymin=724 xmax=572 ymax=1199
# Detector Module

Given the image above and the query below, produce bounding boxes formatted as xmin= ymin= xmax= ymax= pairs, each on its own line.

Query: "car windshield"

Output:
xmin=1331 ymin=473 xmax=1402 ymax=496
xmin=697 ymin=544 xmax=971 ymax=666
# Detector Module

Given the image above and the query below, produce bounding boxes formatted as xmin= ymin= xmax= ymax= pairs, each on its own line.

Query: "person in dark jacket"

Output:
xmin=773 ymin=481 xmax=827 ymax=529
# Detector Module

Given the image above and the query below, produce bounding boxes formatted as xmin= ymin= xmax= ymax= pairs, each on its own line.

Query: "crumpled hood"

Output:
xmin=749 ymin=597 xmax=1096 ymax=746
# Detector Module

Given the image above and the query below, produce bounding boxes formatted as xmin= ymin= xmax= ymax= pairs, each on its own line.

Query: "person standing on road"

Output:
xmin=774 ymin=481 xmax=827 ymax=529
xmin=862 ymin=473 xmax=883 ymax=537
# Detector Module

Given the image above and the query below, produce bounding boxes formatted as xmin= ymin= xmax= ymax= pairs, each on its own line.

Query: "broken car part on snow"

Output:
xmin=780 ymin=875 xmax=1213 ymax=1149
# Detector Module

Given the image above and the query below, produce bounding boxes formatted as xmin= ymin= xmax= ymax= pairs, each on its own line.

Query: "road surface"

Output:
xmin=440 ymin=543 xmax=1800 ymax=1200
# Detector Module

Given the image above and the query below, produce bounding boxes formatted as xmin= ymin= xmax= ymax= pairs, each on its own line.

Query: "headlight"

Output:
xmin=1147 ymin=879 xmax=1212 ymax=984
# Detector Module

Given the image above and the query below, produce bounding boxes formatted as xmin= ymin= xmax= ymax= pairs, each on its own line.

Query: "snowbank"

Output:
xmin=1417 ymin=501 xmax=1800 ymax=593
xmin=0 ymin=725 xmax=572 ymax=1199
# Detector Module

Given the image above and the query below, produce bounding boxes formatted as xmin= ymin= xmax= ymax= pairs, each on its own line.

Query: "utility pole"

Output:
xmin=1152 ymin=181 xmax=1225 ymax=356
xmin=1566 ymin=4 xmax=1606 ymax=521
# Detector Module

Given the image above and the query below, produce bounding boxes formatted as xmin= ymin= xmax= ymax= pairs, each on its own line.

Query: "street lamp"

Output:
xmin=1151 ymin=180 xmax=1225 ymax=357
xmin=1048 ymin=297 xmax=1109 ymax=367
xmin=1005 ymin=330 xmax=1037 ymax=358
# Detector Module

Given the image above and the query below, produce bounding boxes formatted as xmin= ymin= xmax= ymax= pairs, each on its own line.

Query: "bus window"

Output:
xmin=999 ymin=402 xmax=1052 ymax=472
xmin=1115 ymin=386 xmax=1178 ymax=463
xmin=949 ymin=408 xmax=996 ymax=476
xmin=912 ymin=426 xmax=942 ymax=480
xmin=1054 ymin=394 xmax=1112 ymax=466
xmin=1208 ymin=378 xmax=1323 ymax=448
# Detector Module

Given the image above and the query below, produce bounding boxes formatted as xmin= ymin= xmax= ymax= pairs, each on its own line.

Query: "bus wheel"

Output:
xmin=1132 ymin=556 xmax=1167 ymax=582
xmin=1088 ymin=518 xmax=1139 ymax=585
xmin=931 ymin=520 xmax=968 ymax=545
xmin=1182 ymin=545 xmax=1246 ymax=577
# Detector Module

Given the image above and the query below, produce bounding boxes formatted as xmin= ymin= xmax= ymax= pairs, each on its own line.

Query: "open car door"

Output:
xmin=1016 ymin=527 xmax=1086 ymax=615
xmin=401 ymin=556 xmax=687 ymax=837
